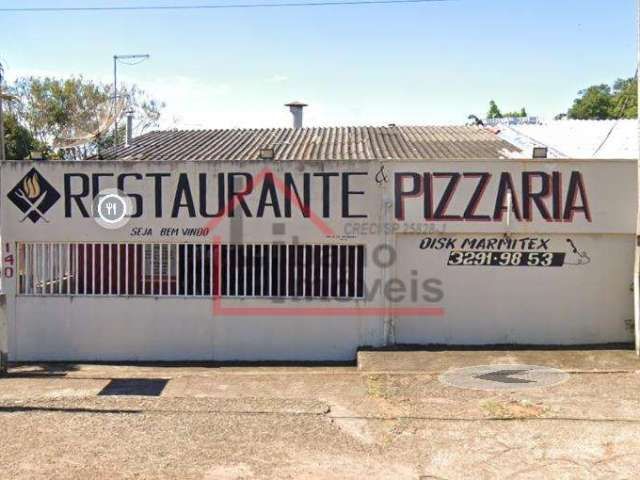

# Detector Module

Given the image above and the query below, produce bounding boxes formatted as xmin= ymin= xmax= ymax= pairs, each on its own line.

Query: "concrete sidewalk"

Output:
xmin=1 ymin=349 xmax=639 ymax=479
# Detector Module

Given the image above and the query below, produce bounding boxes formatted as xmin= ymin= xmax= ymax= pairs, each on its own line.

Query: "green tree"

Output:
xmin=487 ymin=101 xmax=528 ymax=119
xmin=2 ymin=112 xmax=38 ymax=159
xmin=503 ymin=107 xmax=528 ymax=118
xmin=566 ymin=77 xmax=637 ymax=119
xmin=487 ymin=100 xmax=502 ymax=119
xmin=8 ymin=76 xmax=164 ymax=159
xmin=611 ymin=77 xmax=637 ymax=118
xmin=567 ymin=84 xmax=613 ymax=119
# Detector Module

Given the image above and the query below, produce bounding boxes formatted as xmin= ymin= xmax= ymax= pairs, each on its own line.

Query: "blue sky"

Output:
xmin=0 ymin=0 xmax=636 ymax=129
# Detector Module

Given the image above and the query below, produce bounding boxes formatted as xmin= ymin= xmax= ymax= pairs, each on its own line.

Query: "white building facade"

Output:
xmin=0 ymin=157 xmax=636 ymax=361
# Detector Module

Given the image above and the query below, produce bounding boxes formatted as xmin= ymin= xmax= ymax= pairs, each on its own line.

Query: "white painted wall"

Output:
xmin=0 ymin=159 xmax=636 ymax=361
xmin=13 ymin=297 xmax=378 ymax=361
xmin=393 ymin=234 xmax=634 ymax=345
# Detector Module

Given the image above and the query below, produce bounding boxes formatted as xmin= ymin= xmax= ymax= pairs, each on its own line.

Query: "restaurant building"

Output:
xmin=0 ymin=123 xmax=636 ymax=363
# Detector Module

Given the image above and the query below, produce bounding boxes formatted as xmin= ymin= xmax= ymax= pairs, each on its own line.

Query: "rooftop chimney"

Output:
xmin=285 ymin=101 xmax=308 ymax=129
xmin=125 ymin=109 xmax=134 ymax=146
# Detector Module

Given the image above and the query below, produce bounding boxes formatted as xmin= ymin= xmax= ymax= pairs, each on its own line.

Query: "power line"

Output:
xmin=0 ymin=0 xmax=452 ymax=13
xmin=116 ymin=58 xmax=150 ymax=66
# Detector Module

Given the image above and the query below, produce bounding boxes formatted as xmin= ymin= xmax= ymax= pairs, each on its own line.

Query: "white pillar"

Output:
xmin=635 ymin=0 xmax=640 ymax=356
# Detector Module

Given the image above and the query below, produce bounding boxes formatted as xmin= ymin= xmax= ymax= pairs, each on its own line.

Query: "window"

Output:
xmin=16 ymin=242 xmax=365 ymax=299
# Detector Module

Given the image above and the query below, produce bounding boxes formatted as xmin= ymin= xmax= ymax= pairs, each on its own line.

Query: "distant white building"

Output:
xmin=495 ymin=119 xmax=638 ymax=159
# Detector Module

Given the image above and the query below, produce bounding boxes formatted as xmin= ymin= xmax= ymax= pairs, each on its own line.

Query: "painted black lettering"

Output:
xmin=394 ymin=172 xmax=422 ymax=220
xmin=171 ymin=174 xmax=196 ymax=217
xmin=257 ymin=173 xmax=282 ymax=217
xmin=522 ymin=172 xmax=551 ymax=221
xmin=199 ymin=173 xmax=225 ymax=218
xmin=284 ymin=173 xmax=310 ymax=217
xmin=313 ymin=172 xmax=339 ymax=218
xmin=146 ymin=173 xmax=171 ymax=217
xmin=433 ymin=172 xmax=461 ymax=220
xmin=64 ymin=173 xmax=90 ymax=218
xmin=563 ymin=171 xmax=591 ymax=221
xmin=552 ymin=171 xmax=562 ymax=220
xmin=227 ymin=173 xmax=254 ymax=217
xmin=117 ymin=173 xmax=142 ymax=218
xmin=341 ymin=172 xmax=367 ymax=218
xmin=91 ymin=173 xmax=114 ymax=199
xmin=463 ymin=172 xmax=491 ymax=221
xmin=493 ymin=172 xmax=522 ymax=220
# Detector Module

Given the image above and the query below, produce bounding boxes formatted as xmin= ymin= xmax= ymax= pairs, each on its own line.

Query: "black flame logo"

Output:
xmin=7 ymin=168 xmax=61 ymax=223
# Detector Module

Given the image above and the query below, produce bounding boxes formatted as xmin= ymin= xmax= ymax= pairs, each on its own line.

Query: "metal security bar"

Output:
xmin=16 ymin=242 xmax=365 ymax=298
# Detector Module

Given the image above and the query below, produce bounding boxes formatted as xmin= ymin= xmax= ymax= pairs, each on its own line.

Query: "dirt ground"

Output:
xmin=1 ymin=349 xmax=639 ymax=479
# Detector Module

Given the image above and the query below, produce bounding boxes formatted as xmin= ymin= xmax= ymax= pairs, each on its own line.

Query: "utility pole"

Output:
xmin=112 ymin=54 xmax=150 ymax=156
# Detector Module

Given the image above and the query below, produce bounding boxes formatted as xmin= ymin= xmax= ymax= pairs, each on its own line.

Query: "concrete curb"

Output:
xmin=356 ymin=348 xmax=640 ymax=373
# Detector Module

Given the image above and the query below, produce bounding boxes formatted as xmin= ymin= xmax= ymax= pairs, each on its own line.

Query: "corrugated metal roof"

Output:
xmin=497 ymin=119 xmax=637 ymax=159
xmin=97 ymin=125 xmax=520 ymax=161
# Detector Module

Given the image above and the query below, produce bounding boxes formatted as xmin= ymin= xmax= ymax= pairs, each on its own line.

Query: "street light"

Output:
xmin=113 ymin=53 xmax=150 ymax=155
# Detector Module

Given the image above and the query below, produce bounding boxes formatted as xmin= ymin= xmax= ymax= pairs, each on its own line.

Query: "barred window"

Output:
xmin=16 ymin=242 xmax=365 ymax=299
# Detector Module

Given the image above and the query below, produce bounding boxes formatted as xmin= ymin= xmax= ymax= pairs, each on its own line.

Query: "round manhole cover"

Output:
xmin=439 ymin=364 xmax=569 ymax=391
